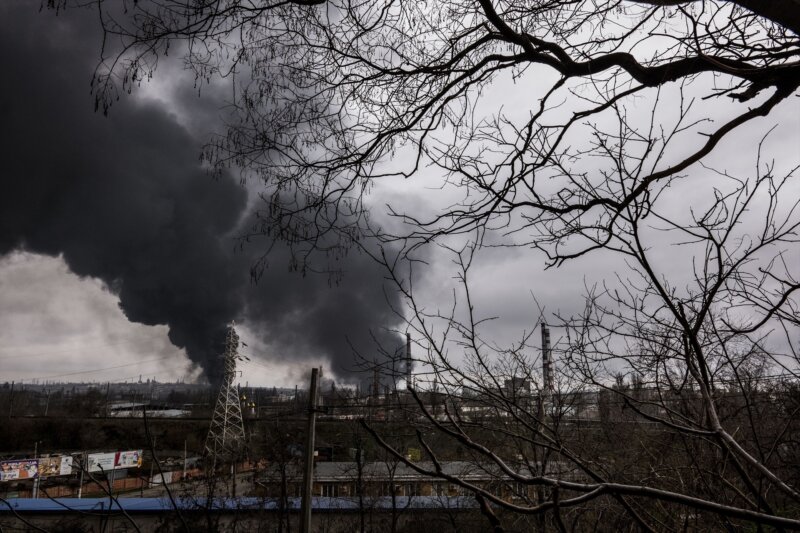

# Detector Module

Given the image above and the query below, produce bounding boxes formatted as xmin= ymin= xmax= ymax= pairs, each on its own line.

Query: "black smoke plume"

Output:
xmin=0 ymin=3 xmax=402 ymax=382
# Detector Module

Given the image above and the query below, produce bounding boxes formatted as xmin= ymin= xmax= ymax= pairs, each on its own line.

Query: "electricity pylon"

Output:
xmin=204 ymin=323 xmax=246 ymax=464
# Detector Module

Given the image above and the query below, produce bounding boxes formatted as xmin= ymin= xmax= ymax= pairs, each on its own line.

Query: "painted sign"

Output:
xmin=0 ymin=459 xmax=38 ymax=481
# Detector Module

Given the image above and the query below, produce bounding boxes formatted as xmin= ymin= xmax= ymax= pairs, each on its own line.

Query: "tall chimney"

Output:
xmin=405 ymin=333 xmax=413 ymax=390
xmin=372 ymin=367 xmax=380 ymax=403
xmin=541 ymin=323 xmax=553 ymax=393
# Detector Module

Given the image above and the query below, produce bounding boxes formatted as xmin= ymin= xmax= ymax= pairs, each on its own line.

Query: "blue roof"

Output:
xmin=2 ymin=496 xmax=478 ymax=513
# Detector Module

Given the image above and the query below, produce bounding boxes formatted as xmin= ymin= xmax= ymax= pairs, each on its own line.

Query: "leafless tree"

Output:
xmin=67 ymin=0 xmax=800 ymax=529
xmin=354 ymin=130 xmax=800 ymax=529
xmin=68 ymin=0 xmax=798 ymax=262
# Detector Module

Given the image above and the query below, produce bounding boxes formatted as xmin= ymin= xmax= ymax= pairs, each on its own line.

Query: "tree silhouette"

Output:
xmin=74 ymin=0 xmax=800 ymax=528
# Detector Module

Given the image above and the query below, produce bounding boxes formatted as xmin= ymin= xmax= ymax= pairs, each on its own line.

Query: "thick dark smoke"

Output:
xmin=0 ymin=3 xmax=402 ymax=382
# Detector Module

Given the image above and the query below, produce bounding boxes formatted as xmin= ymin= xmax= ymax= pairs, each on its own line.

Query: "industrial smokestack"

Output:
xmin=541 ymin=323 xmax=553 ymax=393
xmin=405 ymin=333 xmax=413 ymax=390
xmin=372 ymin=366 xmax=380 ymax=404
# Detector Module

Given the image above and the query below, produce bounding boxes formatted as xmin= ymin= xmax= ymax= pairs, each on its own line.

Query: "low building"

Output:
xmin=256 ymin=460 xmax=579 ymax=501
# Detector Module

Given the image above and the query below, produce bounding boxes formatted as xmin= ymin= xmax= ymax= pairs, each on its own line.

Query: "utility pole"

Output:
xmin=78 ymin=452 xmax=86 ymax=498
xmin=109 ymin=459 xmax=116 ymax=497
xmin=32 ymin=441 xmax=39 ymax=499
xmin=44 ymin=389 xmax=51 ymax=417
xmin=231 ymin=462 xmax=237 ymax=498
xmin=104 ymin=382 xmax=111 ymax=417
xmin=149 ymin=456 xmax=155 ymax=489
xmin=300 ymin=367 xmax=319 ymax=533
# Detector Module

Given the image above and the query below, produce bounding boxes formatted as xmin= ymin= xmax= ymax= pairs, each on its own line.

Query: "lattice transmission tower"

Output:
xmin=204 ymin=322 xmax=246 ymax=464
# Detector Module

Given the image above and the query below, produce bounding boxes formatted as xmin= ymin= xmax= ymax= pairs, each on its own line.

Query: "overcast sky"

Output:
xmin=0 ymin=1 xmax=798 ymax=388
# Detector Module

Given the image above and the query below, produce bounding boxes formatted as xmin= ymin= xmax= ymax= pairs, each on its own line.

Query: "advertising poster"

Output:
xmin=39 ymin=457 xmax=60 ymax=477
xmin=0 ymin=459 xmax=38 ymax=482
xmin=87 ymin=452 xmax=116 ymax=473
xmin=116 ymin=450 xmax=142 ymax=469
xmin=87 ymin=451 xmax=143 ymax=472
xmin=39 ymin=456 xmax=74 ymax=477
xmin=60 ymin=456 xmax=74 ymax=475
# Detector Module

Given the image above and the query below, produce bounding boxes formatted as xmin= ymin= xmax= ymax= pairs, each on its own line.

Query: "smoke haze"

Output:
xmin=0 ymin=2 xmax=402 ymax=382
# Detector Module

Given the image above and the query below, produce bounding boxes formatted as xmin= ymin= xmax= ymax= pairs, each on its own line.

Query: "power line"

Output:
xmin=0 ymin=335 xmax=178 ymax=360
xmin=13 ymin=354 xmax=183 ymax=383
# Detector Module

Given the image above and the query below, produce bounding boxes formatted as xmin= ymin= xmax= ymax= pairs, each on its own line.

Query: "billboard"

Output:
xmin=87 ymin=453 xmax=116 ymax=473
xmin=38 ymin=456 xmax=73 ymax=477
xmin=116 ymin=450 xmax=142 ymax=469
xmin=87 ymin=451 xmax=143 ymax=472
xmin=0 ymin=459 xmax=38 ymax=481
